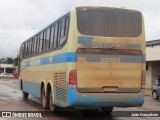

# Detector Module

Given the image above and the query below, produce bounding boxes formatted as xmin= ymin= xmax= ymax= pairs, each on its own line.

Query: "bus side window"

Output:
xmin=65 ymin=17 xmax=69 ymax=36
xmin=21 ymin=44 xmax=25 ymax=58
xmin=43 ymin=31 xmax=47 ymax=51
xmin=30 ymin=40 xmax=32 ymax=56
xmin=29 ymin=40 xmax=32 ymax=56
xmin=59 ymin=18 xmax=66 ymax=46
xmin=61 ymin=19 xmax=65 ymax=36
xmin=35 ymin=36 xmax=38 ymax=54
xmin=22 ymin=43 xmax=26 ymax=57
xmin=28 ymin=40 xmax=31 ymax=56
xmin=27 ymin=42 xmax=30 ymax=56
xmin=39 ymin=32 xmax=44 ymax=53
xmin=31 ymin=39 xmax=33 ymax=55
xmin=45 ymin=28 xmax=51 ymax=50
xmin=57 ymin=21 xmax=62 ymax=48
xmin=25 ymin=42 xmax=29 ymax=57
xmin=31 ymin=38 xmax=34 ymax=55
xmin=50 ymin=25 xmax=55 ymax=49
xmin=33 ymin=38 xmax=37 ymax=54
xmin=59 ymin=16 xmax=69 ymax=46
xmin=36 ymin=35 xmax=40 ymax=53
xmin=54 ymin=23 xmax=58 ymax=49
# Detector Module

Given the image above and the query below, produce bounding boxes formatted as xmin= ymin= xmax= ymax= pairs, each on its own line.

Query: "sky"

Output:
xmin=0 ymin=0 xmax=160 ymax=58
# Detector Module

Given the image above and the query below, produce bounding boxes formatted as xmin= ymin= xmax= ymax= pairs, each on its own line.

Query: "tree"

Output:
xmin=0 ymin=58 xmax=7 ymax=64
xmin=0 ymin=57 xmax=14 ymax=64
xmin=6 ymin=57 xmax=14 ymax=64
xmin=13 ymin=57 xmax=18 ymax=66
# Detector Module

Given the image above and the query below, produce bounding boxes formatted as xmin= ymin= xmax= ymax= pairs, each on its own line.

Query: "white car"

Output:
xmin=152 ymin=81 xmax=160 ymax=100
xmin=0 ymin=73 xmax=14 ymax=79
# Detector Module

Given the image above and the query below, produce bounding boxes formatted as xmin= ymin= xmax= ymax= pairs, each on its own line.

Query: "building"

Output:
xmin=0 ymin=64 xmax=17 ymax=73
xmin=146 ymin=39 xmax=160 ymax=89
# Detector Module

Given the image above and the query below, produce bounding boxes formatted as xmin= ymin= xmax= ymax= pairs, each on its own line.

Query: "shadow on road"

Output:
xmin=52 ymin=110 xmax=115 ymax=120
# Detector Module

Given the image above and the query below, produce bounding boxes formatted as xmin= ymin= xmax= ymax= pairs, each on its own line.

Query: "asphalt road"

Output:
xmin=0 ymin=79 xmax=160 ymax=120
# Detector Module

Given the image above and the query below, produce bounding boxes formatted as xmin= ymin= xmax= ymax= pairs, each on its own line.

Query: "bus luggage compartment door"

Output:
xmin=76 ymin=48 xmax=143 ymax=93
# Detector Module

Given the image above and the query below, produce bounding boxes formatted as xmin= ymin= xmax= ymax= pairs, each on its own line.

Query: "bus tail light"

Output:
xmin=141 ymin=71 xmax=146 ymax=88
xmin=69 ymin=70 xmax=77 ymax=85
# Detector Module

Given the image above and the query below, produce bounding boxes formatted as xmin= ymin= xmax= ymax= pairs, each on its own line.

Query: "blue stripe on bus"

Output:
xmin=25 ymin=52 xmax=76 ymax=67
xmin=78 ymin=36 xmax=141 ymax=49
xmin=52 ymin=52 xmax=76 ymax=64
xmin=41 ymin=57 xmax=50 ymax=65
xmin=68 ymin=87 xmax=145 ymax=107
xmin=25 ymin=61 xmax=30 ymax=67
xmin=66 ymin=52 xmax=77 ymax=62
xmin=25 ymin=52 xmax=145 ymax=68
xmin=23 ymin=80 xmax=41 ymax=98
xmin=20 ymin=80 xmax=145 ymax=107
xmin=143 ymin=55 xmax=146 ymax=64
xmin=78 ymin=36 xmax=94 ymax=46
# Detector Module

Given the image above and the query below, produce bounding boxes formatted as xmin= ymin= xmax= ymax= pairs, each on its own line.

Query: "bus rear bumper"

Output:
xmin=68 ymin=87 xmax=145 ymax=108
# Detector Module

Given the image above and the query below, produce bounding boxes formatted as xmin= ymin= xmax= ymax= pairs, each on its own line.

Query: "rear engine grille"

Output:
xmin=54 ymin=72 xmax=67 ymax=103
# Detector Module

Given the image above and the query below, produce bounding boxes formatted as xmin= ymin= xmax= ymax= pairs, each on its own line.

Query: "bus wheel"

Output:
xmin=23 ymin=91 xmax=29 ymax=98
xmin=41 ymin=87 xmax=49 ymax=109
xmin=48 ymin=89 xmax=60 ymax=112
xmin=101 ymin=107 xmax=113 ymax=114
xmin=22 ymin=82 xmax=29 ymax=98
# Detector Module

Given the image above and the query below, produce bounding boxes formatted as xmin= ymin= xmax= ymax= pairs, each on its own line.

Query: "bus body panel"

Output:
xmin=76 ymin=44 xmax=144 ymax=93
xmin=19 ymin=45 xmax=69 ymax=106
xmin=67 ymin=7 xmax=145 ymax=107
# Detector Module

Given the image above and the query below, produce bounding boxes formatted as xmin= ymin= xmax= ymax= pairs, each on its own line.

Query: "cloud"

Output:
xmin=0 ymin=0 xmax=67 ymax=58
xmin=0 ymin=0 xmax=160 ymax=58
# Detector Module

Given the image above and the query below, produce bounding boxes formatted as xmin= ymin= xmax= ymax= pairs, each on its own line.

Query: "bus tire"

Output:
xmin=23 ymin=91 xmax=29 ymax=98
xmin=41 ymin=87 xmax=49 ymax=109
xmin=101 ymin=107 xmax=113 ymax=114
xmin=48 ymin=88 xmax=60 ymax=112
xmin=21 ymin=81 xmax=29 ymax=98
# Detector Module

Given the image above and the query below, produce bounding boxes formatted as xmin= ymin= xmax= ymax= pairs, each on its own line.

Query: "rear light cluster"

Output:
xmin=69 ymin=70 xmax=77 ymax=85
xmin=141 ymin=71 xmax=146 ymax=88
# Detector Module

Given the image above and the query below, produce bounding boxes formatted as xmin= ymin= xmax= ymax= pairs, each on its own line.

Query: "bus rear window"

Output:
xmin=77 ymin=7 xmax=142 ymax=37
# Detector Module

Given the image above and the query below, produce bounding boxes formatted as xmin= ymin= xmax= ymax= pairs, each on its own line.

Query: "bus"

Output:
xmin=18 ymin=6 xmax=146 ymax=113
